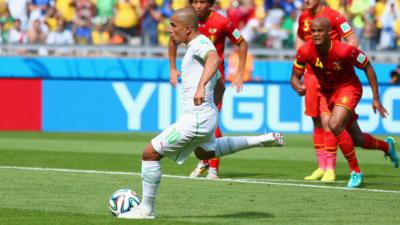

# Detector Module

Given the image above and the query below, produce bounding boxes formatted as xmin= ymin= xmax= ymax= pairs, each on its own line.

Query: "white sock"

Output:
xmin=140 ymin=160 xmax=161 ymax=214
xmin=214 ymin=135 xmax=271 ymax=157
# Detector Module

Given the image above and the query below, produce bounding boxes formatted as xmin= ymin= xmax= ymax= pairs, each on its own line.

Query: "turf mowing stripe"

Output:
xmin=1 ymin=166 xmax=399 ymax=194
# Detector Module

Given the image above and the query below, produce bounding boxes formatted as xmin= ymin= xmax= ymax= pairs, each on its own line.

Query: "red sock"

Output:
xmin=336 ymin=130 xmax=361 ymax=173
xmin=324 ymin=131 xmax=337 ymax=170
xmin=314 ymin=128 xmax=326 ymax=169
xmin=209 ymin=126 xmax=222 ymax=170
xmin=362 ymin=133 xmax=389 ymax=153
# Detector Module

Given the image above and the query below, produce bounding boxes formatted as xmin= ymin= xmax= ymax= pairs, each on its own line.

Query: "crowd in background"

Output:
xmin=0 ymin=0 xmax=399 ymax=51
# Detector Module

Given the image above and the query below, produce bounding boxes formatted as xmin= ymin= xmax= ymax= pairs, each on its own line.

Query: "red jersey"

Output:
xmin=297 ymin=6 xmax=353 ymax=41
xmin=294 ymin=40 xmax=368 ymax=93
xmin=198 ymin=11 xmax=243 ymax=77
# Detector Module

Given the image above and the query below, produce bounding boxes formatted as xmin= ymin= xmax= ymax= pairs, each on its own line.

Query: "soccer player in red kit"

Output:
xmin=169 ymin=0 xmax=248 ymax=179
xmin=296 ymin=0 xmax=359 ymax=182
xmin=291 ymin=17 xmax=399 ymax=188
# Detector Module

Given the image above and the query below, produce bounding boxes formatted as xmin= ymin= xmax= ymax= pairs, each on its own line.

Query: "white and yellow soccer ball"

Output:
xmin=108 ymin=189 xmax=140 ymax=216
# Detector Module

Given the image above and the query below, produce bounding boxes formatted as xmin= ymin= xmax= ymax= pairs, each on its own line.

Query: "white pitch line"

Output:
xmin=1 ymin=166 xmax=399 ymax=194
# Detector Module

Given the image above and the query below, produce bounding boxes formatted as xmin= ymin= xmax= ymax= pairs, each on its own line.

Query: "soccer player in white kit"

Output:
xmin=118 ymin=7 xmax=285 ymax=219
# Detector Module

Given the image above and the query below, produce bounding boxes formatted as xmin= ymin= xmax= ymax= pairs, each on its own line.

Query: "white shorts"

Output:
xmin=151 ymin=111 xmax=218 ymax=164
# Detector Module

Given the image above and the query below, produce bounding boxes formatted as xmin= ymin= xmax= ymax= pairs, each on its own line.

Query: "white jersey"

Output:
xmin=180 ymin=34 xmax=220 ymax=114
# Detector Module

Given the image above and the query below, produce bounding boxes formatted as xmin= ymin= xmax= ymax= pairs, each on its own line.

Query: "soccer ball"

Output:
xmin=108 ymin=189 xmax=140 ymax=216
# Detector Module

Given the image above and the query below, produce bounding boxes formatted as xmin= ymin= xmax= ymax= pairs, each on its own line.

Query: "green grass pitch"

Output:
xmin=0 ymin=132 xmax=399 ymax=225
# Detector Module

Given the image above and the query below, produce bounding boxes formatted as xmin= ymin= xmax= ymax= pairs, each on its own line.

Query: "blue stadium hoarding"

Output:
xmin=42 ymin=80 xmax=400 ymax=134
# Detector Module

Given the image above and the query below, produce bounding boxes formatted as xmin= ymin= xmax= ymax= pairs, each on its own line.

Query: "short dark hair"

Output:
xmin=188 ymin=0 xmax=216 ymax=6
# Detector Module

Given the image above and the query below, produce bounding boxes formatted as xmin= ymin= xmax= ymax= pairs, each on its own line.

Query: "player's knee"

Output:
xmin=194 ymin=148 xmax=215 ymax=160
xmin=328 ymin=120 xmax=344 ymax=135
xmin=142 ymin=143 xmax=163 ymax=161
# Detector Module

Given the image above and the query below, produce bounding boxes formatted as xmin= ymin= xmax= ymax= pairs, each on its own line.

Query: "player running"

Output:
xmin=291 ymin=17 xmax=399 ymax=188
xmin=296 ymin=0 xmax=359 ymax=182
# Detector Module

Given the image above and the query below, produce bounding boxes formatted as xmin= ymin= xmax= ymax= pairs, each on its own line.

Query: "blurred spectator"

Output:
xmin=280 ymin=0 xmax=296 ymax=17
xmin=227 ymin=0 xmax=251 ymax=30
xmin=264 ymin=0 xmax=287 ymax=49
xmin=157 ymin=13 xmax=170 ymax=47
xmin=91 ymin=18 xmax=110 ymax=45
xmin=7 ymin=0 xmax=30 ymax=30
xmin=73 ymin=16 xmax=91 ymax=44
xmin=28 ymin=19 xmax=47 ymax=43
xmin=360 ymin=6 xmax=378 ymax=50
xmin=113 ymin=0 xmax=140 ymax=42
xmin=171 ymin=0 xmax=187 ymax=11
xmin=95 ymin=0 xmax=117 ymax=23
xmin=378 ymin=1 xmax=399 ymax=50
xmin=227 ymin=45 xmax=255 ymax=82
xmin=56 ymin=0 xmax=75 ymax=27
xmin=141 ymin=0 xmax=161 ymax=46
xmin=375 ymin=0 xmax=388 ymax=46
xmin=349 ymin=0 xmax=373 ymax=41
xmin=390 ymin=64 xmax=400 ymax=84
xmin=47 ymin=18 xmax=74 ymax=45
xmin=0 ymin=0 xmax=7 ymax=15
xmin=45 ymin=6 xmax=59 ymax=32
xmin=29 ymin=0 xmax=53 ymax=29
xmin=240 ymin=7 xmax=264 ymax=45
xmin=0 ymin=8 xmax=14 ymax=43
xmin=281 ymin=10 xmax=296 ymax=49
xmin=8 ymin=19 xmax=27 ymax=44
xmin=47 ymin=17 xmax=74 ymax=55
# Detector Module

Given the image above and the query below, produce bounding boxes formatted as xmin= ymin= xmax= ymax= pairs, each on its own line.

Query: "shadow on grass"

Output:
xmin=165 ymin=211 xmax=274 ymax=219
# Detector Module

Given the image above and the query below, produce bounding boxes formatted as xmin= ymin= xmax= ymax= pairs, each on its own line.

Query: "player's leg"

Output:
xmin=320 ymin=113 xmax=336 ymax=182
xmin=207 ymin=126 xmax=222 ymax=179
xmin=118 ymin=143 xmax=162 ymax=219
xmin=303 ymin=73 xmax=327 ymax=180
xmin=348 ymin=120 xmax=399 ymax=168
xmin=194 ymin=133 xmax=285 ymax=160
xmin=329 ymin=105 xmax=362 ymax=188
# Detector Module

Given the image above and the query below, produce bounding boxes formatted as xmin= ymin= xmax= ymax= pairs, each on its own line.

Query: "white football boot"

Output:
xmin=261 ymin=132 xmax=285 ymax=147
xmin=118 ymin=207 xmax=155 ymax=219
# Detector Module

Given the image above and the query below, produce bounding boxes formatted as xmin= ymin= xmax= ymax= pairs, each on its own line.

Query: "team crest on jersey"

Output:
xmin=232 ymin=29 xmax=241 ymax=39
xmin=341 ymin=96 xmax=349 ymax=104
xmin=333 ymin=61 xmax=342 ymax=71
xmin=209 ymin=28 xmax=217 ymax=34
xmin=356 ymin=53 xmax=366 ymax=64
xmin=340 ymin=22 xmax=351 ymax=33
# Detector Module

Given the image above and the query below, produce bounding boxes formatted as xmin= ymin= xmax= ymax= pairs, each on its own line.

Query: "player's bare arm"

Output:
xmin=213 ymin=78 xmax=225 ymax=107
xmin=194 ymin=50 xmax=220 ymax=105
xmin=290 ymin=68 xmax=306 ymax=96
xmin=168 ymin=38 xmax=180 ymax=87
xmin=231 ymin=39 xmax=248 ymax=92
xmin=363 ymin=62 xmax=388 ymax=118
xmin=343 ymin=33 xmax=359 ymax=47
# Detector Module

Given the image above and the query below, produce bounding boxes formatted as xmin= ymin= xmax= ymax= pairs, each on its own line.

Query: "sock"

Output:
xmin=140 ymin=160 xmax=161 ymax=214
xmin=324 ymin=131 xmax=337 ymax=170
xmin=336 ymin=130 xmax=361 ymax=173
xmin=214 ymin=135 xmax=262 ymax=157
xmin=362 ymin=133 xmax=389 ymax=154
xmin=314 ymin=128 xmax=326 ymax=170
xmin=209 ymin=126 xmax=222 ymax=170
xmin=209 ymin=158 xmax=220 ymax=170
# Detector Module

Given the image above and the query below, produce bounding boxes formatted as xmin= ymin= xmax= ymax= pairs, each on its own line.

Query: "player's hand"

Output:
xmin=295 ymin=84 xmax=306 ymax=96
xmin=194 ymin=86 xmax=205 ymax=106
xmin=231 ymin=73 xmax=244 ymax=93
xmin=170 ymin=68 xmax=180 ymax=87
xmin=372 ymin=100 xmax=388 ymax=118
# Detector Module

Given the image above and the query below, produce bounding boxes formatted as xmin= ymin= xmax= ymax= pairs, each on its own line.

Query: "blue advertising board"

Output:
xmin=42 ymin=80 xmax=400 ymax=134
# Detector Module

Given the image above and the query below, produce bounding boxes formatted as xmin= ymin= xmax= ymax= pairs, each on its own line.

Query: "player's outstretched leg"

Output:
xmin=212 ymin=132 xmax=285 ymax=158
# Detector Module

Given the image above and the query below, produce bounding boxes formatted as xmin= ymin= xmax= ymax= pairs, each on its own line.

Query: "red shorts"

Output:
xmin=319 ymin=84 xmax=362 ymax=115
xmin=303 ymin=72 xmax=321 ymax=117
